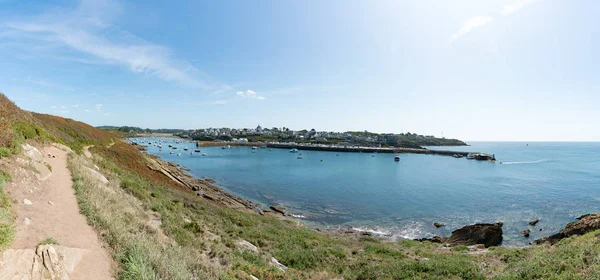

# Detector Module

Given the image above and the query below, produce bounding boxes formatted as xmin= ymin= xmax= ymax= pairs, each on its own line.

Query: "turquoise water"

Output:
xmin=140 ymin=139 xmax=600 ymax=246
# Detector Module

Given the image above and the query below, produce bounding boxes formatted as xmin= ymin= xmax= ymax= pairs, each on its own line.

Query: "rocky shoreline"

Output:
xmin=144 ymin=153 xmax=260 ymax=212
xmin=140 ymin=147 xmax=600 ymax=248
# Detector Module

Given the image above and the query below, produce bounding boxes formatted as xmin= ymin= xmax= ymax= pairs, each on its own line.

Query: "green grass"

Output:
xmin=0 ymin=147 xmax=10 ymax=158
xmin=0 ymin=170 xmax=14 ymax=250
xmin=38 ymin=237 xmax=59 ymax=246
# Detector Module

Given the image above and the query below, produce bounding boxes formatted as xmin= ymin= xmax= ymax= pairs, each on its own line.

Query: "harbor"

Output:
xmin=194 ymin=141 xmax=495 ymax=160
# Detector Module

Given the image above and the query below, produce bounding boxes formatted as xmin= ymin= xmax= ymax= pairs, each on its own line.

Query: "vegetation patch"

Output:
xmin=38 ymin=237 xmax=60 ymax=246
xmin=0 ymin=169 xmax=14 ymax=250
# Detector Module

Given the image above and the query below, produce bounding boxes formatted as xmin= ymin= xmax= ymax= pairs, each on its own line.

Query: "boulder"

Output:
xmin=445 ymin=223 xmax=503 ymax=247
xmin=270 ymin=257 xmax=287 ymax=272
xmin=534 ymin=213 xmax=600 ymax=245
xmin=521 ymin=229 xmax=531 ymax=238
xmin=529 ymin=219 xmax=540 ymax=226
xmin=434 ymin=222 xmax=445 ymax=228
xmin=270 ymin=205 xmax=286 ymax=215
xmin=237 ymin=240 xmax=258 ymax=252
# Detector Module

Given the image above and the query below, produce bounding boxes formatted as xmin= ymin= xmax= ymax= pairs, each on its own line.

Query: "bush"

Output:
xmin=0 ymin=148 xmax=10 ymax=158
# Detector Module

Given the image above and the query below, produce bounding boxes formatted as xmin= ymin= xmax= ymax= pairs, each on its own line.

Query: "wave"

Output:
xmin=352 ymin=223 xmax=429 ymax=240
xmin=501 ymin=159 xmax=548 ymax=165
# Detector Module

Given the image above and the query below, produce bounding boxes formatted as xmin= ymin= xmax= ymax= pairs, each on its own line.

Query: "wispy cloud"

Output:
xmin=4 ymin=0 xmax=204 ymax=88
xmin=501 ymin=0 xmax=542 ymax=16
xmin=236 ymin=90 xmax=265 ymax=100
xmin=452 ymin=16 xmax=493 ymax=41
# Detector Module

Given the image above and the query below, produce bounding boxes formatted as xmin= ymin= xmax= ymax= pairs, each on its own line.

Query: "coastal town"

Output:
xmin=170 ymin=125 xmax=467 ymax=148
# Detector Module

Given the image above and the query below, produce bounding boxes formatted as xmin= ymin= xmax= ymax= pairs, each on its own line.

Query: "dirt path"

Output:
xmin=3 ymin=146 xmax=114 ymax=279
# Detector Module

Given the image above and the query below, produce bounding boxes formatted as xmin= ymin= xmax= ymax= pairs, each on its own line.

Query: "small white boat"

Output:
xmin=394 ymin=155 xmax=400 ymax=161
xmin=177 ymin=153 xmax=182 ymax=156
xmin=201 ymin=153 xmax=207 ymax=156
xmin=170 ymin=151 xmax=174 ymax=154
xmin=290 ymin=148 xmax=299 ymax=153
xmin=221 ymin=146 xmax=227 ymax=149
xmin=183 ymin=147 xmax=188 ymax=151
xmin=252 ymin=146 xmax=258 ymax=150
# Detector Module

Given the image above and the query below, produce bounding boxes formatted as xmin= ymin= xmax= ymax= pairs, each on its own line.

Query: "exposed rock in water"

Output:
xmin=434 ymin=222 xmax=445 ymax=228
xmin=417 ymin=223 xmax=503 ymax=247
xmin=534 ymin=213 xmax=600 ymax=245
xmin=446 ymin=223 xmax=503 ymax=247
xmin=205 ymin=178 xmax=216 ymax=183
xmin=270 ymin=205 xmax=286 ymax=215
xmin=521 ymin=229 xmax=531 ymax=238
xmin=529 ymin=219 xmax=540 ymax=226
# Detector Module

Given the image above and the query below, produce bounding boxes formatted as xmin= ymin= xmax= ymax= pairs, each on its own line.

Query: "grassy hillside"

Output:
xmin=2 ymin=93 xmax=600 ymax=279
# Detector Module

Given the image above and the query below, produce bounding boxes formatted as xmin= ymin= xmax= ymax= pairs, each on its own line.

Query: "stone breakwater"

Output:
xmin=194 ymin=141 xmax=475 ymax=157
xmin=266 ymin=143 xmax=472 ymax=157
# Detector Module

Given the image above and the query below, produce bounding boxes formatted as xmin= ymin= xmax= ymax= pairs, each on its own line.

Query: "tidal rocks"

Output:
xmin=205 ymin=178 xmax=216 ymax=183
xmin=417 ymin=223 xmax=503 ymax=247
xmin=521 ymin=229 xmax=531 ymax=238
xmin=433 ymin=222 xmax=445 ymax=228
xmin=534 ymin=213 xmax=600 ymax=245
xmin=270 ymin=205 xmax=286 ymax=215
xmin=417 ymin=236 xmax=444 ymax=243
xmin=529 ymin=219 xmax=540 ymax=226
xmin=445 ymin=223 xmax=503 ymax=247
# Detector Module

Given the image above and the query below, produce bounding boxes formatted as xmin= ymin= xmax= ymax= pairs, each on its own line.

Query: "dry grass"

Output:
xmin=68 ymin=153 xmax=219 ymax=279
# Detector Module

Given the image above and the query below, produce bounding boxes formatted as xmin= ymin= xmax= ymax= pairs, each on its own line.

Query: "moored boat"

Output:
xmin=290 ymin=148 xmax=299 ymax=153
xmin=394 ymin=155 xmax=400 ymax=161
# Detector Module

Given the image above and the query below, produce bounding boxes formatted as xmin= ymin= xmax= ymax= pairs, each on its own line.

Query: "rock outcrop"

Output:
xmin=0 ymin=245 xmax=84 ymax=279
xmin=146 ymin=156 xmax=258 ymax=212
xmin=534 ymin=213 xmax=600 ymax=245
xmin=270 ymin=206 xmax=286 ymax=215
xmin=418 ymin=223 xmax=503 ymax=247
xmin=446 ymin=223 xmax=503 ymax=247
xmin=529 ymin=219 xmax=540 ymax=226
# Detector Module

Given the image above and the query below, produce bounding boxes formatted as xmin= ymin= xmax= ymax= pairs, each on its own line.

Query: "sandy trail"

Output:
xmin=7 ymin=146 xmax=113 ymax=279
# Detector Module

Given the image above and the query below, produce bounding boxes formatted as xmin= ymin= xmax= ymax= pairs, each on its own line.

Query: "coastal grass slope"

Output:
xmin=3 ymin=93 xmax=600 ymax=279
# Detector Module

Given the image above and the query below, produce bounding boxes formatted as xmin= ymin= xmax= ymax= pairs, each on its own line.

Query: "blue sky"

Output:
xmin=1 ymin=0 xmax=598 ymax=141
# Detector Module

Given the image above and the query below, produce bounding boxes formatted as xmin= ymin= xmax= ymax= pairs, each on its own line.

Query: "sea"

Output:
xmin=138 ymin=139 xmax=600 ymax=247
